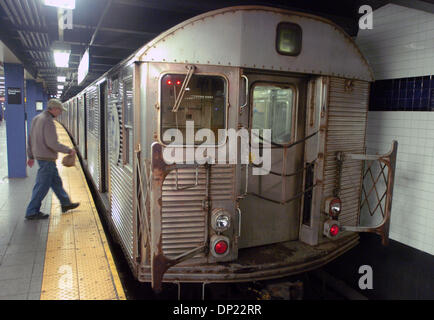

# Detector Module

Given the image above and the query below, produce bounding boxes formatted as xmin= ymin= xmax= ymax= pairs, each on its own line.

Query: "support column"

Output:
xmin=26 ymin=80 xmax=36 ymax=135
xmin=43 ymin=91 xmax=48 ymax=110
xmin=25 ymin=80 xmax=45 ymax=135
xmin=4 ymin=63 xmax=26 ymax=178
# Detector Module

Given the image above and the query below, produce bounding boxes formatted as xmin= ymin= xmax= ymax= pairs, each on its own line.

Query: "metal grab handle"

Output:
xmin=240 ymin=75 xmax=248 ymax=114
xmin=244 ymin=163 xmax=249 ymax=196
xmin=237 ymin=207 xmax=242 ymax=237
xmin=175 ymin=166 xmax=199 ymax=190
xmin=238 ymin=163 xmax=249 ymax=198
xmin=135 ymin=148 xmax=151 ymax=254
xmin=172 ymin=65 xmax=196 ymax=113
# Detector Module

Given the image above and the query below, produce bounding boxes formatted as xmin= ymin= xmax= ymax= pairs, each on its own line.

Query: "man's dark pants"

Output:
xmin=25 ymin=160 xmax=71 ymax=217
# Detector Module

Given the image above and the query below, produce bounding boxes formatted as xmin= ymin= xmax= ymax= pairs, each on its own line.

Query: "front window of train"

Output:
xmin=252 ymin=84 xmax=295 ymax=144
xmin=160 ymin=74 xmax=226 ymax=145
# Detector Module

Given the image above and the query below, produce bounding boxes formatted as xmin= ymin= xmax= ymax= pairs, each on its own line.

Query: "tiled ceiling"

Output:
xmin=0 ymin=0 xmax=424 ymax=101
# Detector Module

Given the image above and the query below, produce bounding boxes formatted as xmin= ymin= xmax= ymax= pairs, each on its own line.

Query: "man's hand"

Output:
xmin=27 ymin=159 xmax=34 ymax=168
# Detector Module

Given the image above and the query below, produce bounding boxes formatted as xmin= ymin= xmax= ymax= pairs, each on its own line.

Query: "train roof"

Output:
xmin=135 ymin=5 xmax=373 ymax=82
xmin=65 ymin=5 xmax=374 ymax=104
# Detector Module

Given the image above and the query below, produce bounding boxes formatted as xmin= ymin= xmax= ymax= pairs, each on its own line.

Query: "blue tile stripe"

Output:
xmin=370 ymin=75 xmax=434 ymax=111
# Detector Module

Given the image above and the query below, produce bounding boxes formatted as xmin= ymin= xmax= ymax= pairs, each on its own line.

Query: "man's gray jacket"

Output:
xmin=27 ymin=111 xmax=71 ymax=161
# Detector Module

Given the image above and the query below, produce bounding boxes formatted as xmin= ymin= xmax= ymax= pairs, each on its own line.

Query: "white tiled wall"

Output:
xmin=356 ymin=4 xmax=434 ymax=254
xmin=357 ymin=4 xmax=434 ymax=80
xmin=366 ymin=112 xmax=434 ymax=255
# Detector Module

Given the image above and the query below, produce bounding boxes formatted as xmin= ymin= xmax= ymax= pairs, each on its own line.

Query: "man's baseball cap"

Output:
xmin=47 ymin=99 xmax=67 ymax=111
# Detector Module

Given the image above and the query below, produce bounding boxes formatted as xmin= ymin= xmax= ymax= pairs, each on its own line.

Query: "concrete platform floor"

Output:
xmin=0 ymin=120 xmax=52 ymax=299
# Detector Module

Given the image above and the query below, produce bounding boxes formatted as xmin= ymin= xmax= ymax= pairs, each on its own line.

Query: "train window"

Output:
xmin=252 ymin=84 xmax=295 ymax=144
xmin=276 ymin=22 xmax=302 ymax=56
xmin=123 ymin=77 xmax=134 ymax=167
xmin=160 ymin=74 xmax=226 ymax=145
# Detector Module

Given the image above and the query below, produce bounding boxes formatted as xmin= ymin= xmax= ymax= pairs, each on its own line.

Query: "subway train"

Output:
xmin=59 ymin=6 xmax=398 ymax=292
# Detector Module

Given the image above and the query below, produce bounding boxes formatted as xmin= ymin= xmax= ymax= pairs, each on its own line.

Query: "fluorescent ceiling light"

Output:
xmin=58 ymin=85 xmax=64 ymax=90
xmin=57 ymin=76 xmax=66 ymax=82
xmin=43 ymin=0 xmax=75 ymax=10
xmin=77 ymin=49 xmax=89 ymax=85
xmin=53 ymin=50 xmax=70 ymax=68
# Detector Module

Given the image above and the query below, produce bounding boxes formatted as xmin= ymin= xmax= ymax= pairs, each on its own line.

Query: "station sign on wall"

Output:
xmin=7 ymin=88 xmax=22 ymax=105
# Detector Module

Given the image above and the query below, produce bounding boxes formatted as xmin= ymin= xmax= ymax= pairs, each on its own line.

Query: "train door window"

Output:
xmin=160 ymin=74 xmax=226 ymax=145
xmin=251 ymin=84 xmax=295 ymax=144
xmin=123 ymin=77 xmax=133 ymax=168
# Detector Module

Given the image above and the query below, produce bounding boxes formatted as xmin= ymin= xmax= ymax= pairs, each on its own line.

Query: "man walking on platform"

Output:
xmin=25 ymin=99 xmax=79 ymax=220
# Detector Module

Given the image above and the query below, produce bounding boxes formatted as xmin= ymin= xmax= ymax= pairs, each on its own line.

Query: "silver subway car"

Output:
xmin=59 ymin=6 xmax=398 ymax=292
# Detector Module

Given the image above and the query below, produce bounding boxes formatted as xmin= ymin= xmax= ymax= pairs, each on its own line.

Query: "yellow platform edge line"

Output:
xmin=42 ymin=122 xmax=126 ymax=300
xmin=77 ymin=167 xmax=127 ymax=300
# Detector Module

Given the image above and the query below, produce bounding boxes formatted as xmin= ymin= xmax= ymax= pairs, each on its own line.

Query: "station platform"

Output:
xmin=0 ymin=120 xmax=126 ymax=300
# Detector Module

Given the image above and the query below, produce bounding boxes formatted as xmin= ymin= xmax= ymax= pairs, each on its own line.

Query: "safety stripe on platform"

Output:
xmin=40 ymin=122 xmax=126 ymax=300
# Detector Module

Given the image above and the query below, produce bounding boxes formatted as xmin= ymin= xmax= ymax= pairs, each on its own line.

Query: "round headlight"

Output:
xmin=216 ymin=215 xmax=230 ymax=229
xmin=329 ymin=198 xmax=342 ymax=217
xmin=211 ymin=209 xmax=231 ymax=232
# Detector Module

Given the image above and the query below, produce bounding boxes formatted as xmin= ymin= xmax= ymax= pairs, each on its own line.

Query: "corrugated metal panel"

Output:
xmin=110 ymin=164 xmax=133 ymax=258
xmin=161 ymin=165 xmax=234 ymax=258
xmin=72 ymin=98 xmax=77 ymax=142
xmin=86 ymin=86 xmax=101 ymax=190
xmin=67 ymin=101 xmax=72 ymax=132
xmin=78 ymin=96 xmax=85 ymax=157
xmin=108 ymin=85 xmax=134 ymax=259
xmin=324 ymin=78 xmax=369 ymax=226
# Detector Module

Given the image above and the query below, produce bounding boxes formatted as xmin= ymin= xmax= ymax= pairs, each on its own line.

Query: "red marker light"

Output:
xmin=166 ymin=79 xmax=173 ymax=85
xmin=330 ymin=224 xmax=339 ymax=237
xmin=214 ymin=240 xmax=228 ymax=254
xmin=176 ymin=80 xmax=182 ymax=85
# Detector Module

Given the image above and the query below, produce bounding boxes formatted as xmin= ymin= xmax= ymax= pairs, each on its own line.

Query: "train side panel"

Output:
xmin=106 ymin=64 xmax=136 ymax=265
xmin=86 ymin=85 xmax=102 ymax=191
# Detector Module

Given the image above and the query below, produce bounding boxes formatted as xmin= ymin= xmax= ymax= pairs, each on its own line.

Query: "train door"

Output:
xmin=75 ymin=98 xmax=79 ymax=145
xmin=100 ymin=81 xmax=108 ymax=193
xmin=71 ymin=99 xmax=76 ymax=141
xmin=79 ymin=94 xmax=87 ymax=161
xmin=238 ymin=72 xmax=308 ymax=249
xmin=87 ymin=86 xmax=103 ymax=191
xmin=68 ymin=101 xmax=72 ymax=132
xmin=84 ymin=93 xmax=88 ymax=160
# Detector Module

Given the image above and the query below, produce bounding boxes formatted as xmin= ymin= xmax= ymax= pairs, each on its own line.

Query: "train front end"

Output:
xmin=132 ymin=7 xmax=397 ymax=291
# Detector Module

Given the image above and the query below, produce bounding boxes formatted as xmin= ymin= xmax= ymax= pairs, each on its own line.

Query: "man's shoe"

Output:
xmin=26 ymin=212 xmax=49 ymax=220
xmin=61 ymin=202 xmax=80 ymax=213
